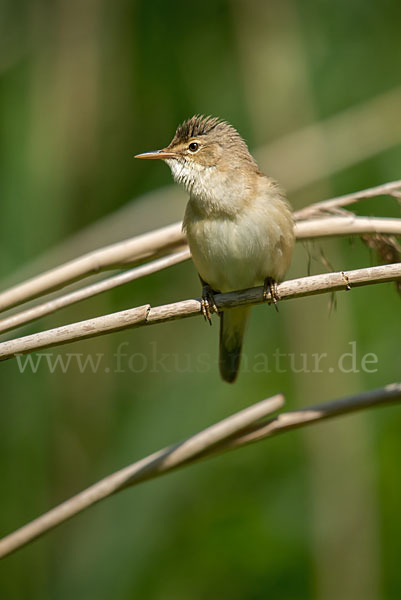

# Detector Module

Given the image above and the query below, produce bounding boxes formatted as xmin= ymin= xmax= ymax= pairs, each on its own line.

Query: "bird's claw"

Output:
xmin=201 ymin=285 xmax=218 ymax=325
xmin=263 ymin=277 xmax=280 ymax=312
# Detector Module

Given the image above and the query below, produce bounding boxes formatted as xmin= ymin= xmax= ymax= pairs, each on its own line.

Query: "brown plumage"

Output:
xmin=136 ymin=116 xmax=295 ymax=382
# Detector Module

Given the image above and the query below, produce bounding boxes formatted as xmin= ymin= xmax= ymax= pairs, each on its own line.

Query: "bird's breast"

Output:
xmin=184 ymin=196 xmax=294 ymax=293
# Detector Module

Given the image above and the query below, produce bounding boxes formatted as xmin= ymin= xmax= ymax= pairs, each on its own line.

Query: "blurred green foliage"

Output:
xmin=0 ymin=1 xmax=401 ymax=598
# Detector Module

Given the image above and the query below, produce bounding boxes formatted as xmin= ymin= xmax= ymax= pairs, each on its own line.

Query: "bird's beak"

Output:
xmin=135 ymin=148 xmax=177 ymax=160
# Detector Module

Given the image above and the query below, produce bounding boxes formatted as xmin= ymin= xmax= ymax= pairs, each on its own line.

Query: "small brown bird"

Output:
xmin=136 ymin=116 xmax=294 ymax=382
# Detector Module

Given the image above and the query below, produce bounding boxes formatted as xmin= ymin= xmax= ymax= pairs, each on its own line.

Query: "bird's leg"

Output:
xmin=263 ymin=277 xmax=280 ymax=312
xmin=199 ymin=276 xmax=219 ymax=325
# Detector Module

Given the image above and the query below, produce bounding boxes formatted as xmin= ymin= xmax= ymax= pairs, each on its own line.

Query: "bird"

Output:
xmin=135 ymin=115 xmax=295 ymax=383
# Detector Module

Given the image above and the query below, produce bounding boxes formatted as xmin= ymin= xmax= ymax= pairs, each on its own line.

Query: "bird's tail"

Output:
xmin=219 ymin=307 xmax=250 ymax=383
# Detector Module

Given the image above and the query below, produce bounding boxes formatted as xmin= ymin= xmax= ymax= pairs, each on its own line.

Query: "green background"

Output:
xmin=1 ymin=1 xmax=401 ymax=598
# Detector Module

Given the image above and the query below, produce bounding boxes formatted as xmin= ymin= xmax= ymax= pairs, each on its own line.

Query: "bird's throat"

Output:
xmin=167 ymin=158 xmax=255 ymax=218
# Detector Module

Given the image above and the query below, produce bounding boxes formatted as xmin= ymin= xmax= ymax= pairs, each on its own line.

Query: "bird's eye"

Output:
xmin=188 ymin=142 xmax=199 ymax=153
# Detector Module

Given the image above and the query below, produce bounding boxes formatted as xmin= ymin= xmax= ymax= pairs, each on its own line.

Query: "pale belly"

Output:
xmin=185 ymin=212 xmax=289 ymax=293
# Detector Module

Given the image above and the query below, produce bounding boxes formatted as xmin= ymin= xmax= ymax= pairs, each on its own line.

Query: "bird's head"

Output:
xmin=135 ymin=115 xmax=259 ymax=194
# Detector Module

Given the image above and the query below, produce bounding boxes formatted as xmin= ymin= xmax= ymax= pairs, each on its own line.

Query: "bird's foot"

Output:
xmin=201 ymin=284 xmax=219 ymax=325
xmin=263 ymin=277 xmax=280 ymax=312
